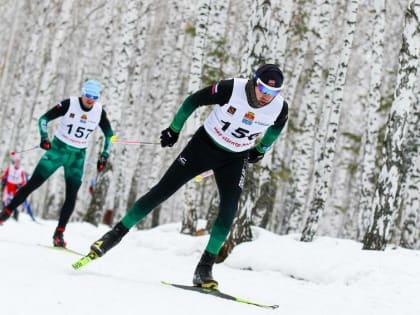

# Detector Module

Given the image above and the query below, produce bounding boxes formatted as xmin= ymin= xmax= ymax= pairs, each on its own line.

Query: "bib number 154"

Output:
xmin=221 ymin=120 xmax=260 ymax=140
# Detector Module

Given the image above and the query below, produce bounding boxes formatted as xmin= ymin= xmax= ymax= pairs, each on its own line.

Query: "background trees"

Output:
xmin=0 ymin=0 xmax=417 ymax=250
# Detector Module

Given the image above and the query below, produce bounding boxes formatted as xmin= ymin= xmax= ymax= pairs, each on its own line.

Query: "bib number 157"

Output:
xmin=67 ymin=124 xmax=93 ymax=139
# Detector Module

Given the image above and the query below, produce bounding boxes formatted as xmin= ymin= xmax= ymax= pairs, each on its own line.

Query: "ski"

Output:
xmin=71 ymin=250 xmax=99 ymax=270
xmin=38 ymin=244 xmax=84 ymax=256
xmin=161 ymin=281 xmax=279 ymax=309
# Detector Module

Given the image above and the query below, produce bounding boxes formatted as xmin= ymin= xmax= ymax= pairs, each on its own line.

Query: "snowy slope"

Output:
xmin=1 ymin=217 xmax=419 ymax=315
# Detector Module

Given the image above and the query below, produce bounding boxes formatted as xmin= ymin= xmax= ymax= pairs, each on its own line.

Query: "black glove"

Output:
xmin=248 ymin=147 xmax=265 ymax=163
xmin=40 ymin=138 xmax=51 ymax=150
xmin=97 ymin=155 xmax=108 ymax=172
xmin=160 ymin=127 xmax=179 ymax=147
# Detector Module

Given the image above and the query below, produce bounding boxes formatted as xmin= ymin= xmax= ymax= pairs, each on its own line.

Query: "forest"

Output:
xmin=0 ymin=0 xmax=418 ymax=253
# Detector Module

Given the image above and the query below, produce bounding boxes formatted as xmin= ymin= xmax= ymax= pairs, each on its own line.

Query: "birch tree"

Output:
xmin=196 ymin=0 xmax=230 ymax=229
xmin=357 ymin=0 xmax=386 ymax=240
xmin=133 ymin=0 xmax=188 ymax=229
xmin=283 ymin=0 xmax=334 ymax=234
xmin=399 ymin=130 xmax=420 ymax=248
xmin=105 ymin=0 xmax=139 ymax=221
xmin=0 ymin=0 xmax=21 ymax=126
xmin=363 ymin=0 xmax=419 ymax=250
xmin=301 ymin=0 xmax=360 ymax=242
xmin=218 ymin=0 xmax=272 ymax=261
xmin=28 ymin=1 xmax=73 ymax=219
xmin=399 ymin=74 xmax=419 ymax=249
xmin=180 ymin=0 xmax=210 ymax=234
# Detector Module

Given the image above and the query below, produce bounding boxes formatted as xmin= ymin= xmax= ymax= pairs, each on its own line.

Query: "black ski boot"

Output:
xmin=12 ymin=209 xmax=19 ymax=221
xmin=0 ymin=208 xmax=13 ymax=225
xmin=53 ymin=227 xmax=67 ymax=248
xmin=193 ymin=250 xmax=218 ymax=289
xmin=90 ymin=221 xmax=129 ymax=257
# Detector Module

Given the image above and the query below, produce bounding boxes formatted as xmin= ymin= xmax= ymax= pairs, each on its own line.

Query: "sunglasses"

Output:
xmin=256 ymin=78 xmax=281 ymax=96
xmin=84 ymin=93 xmax=99 ymax=100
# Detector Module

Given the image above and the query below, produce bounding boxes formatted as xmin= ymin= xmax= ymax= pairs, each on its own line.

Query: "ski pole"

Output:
xmin=10 ymin=145 xmax=40 ymax=155
xmin=194 ymin=170 xmax=214 ymax=182
xmin=112 ymin=140 xmax=160 ymax=145
xmin=110 ymin=135 xmax=159 ymax=145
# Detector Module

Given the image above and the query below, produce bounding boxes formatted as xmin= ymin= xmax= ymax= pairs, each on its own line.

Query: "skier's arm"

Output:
xmin=38 ymin=99 xmax=70 ymax=139
xmin=255 ymin=101 xmax=289 ymax=153
xmin=169 ymin=79 xmax=234 ymax=133
xmin=98 ymin=109 xmax=114 ymax=158
xmin=1 ymin=168 xmax=9 ymax=183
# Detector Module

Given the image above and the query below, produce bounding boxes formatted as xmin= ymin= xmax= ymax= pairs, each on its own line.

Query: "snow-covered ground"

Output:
xmin=1 ymin=216 xmax=419 ymax=315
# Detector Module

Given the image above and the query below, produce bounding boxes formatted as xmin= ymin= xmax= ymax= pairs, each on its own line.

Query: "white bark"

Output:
xmin=181 ymin=0 xmax=210 ymax=234
xmin=301 ymin=0 xmax=360 ymax=242
xmin=357 ymin=0 xmax=386 ymax=239
xmin=363 ymin=0 xmax=419 ymax=250
xmin=285 ymin=0 xmax=334 ymax=233
xmin=107 ymin=0 xmax=140 ymax=218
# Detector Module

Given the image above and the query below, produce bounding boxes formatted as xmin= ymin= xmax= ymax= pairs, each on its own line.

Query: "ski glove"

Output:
xmin=40 ymin=138 xmax=51 ymax=150
xmin=97 ymin=155 xmax=108 ymax=172
xmin=160 ymin=127 xmax=179 ymax=147
xmin=248 ymin=147 xmax=265 ymax=163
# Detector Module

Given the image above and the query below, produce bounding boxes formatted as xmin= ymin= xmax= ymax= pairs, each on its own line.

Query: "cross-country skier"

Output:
xmin=88 ymin=64 xmax=288 ymax=288
xmin=0 ymin=80 xmax=114 ymax=248
xmin=1 ymin=156 xmax=27 ymax=220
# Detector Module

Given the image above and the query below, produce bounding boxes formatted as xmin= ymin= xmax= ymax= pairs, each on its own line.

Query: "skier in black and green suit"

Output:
xmin=84 ymin=64 xmax=288 ymax=288
xmin=0 ymin=80 xmax=114 ymax=248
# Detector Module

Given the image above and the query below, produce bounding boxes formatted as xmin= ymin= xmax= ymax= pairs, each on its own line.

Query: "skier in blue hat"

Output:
xmin=0 ymin=80 xmax=114 ymax=248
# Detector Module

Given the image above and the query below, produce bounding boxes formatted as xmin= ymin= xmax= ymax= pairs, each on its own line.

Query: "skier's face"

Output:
xmin=254 ymin=78 xmax=280 ymax=106
xmin=81 ymin=95 xmax=97 ymax=108
xmin=255 ymin=86 xmax=276 ymax=106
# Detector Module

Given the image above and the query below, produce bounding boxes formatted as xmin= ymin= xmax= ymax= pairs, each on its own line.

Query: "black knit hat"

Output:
xmin=253 ymin=64 xmax=284 ymax=88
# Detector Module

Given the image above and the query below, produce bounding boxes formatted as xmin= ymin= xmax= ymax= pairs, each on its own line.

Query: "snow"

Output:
xmin=1 ymin=217 xmax=419 ymax=315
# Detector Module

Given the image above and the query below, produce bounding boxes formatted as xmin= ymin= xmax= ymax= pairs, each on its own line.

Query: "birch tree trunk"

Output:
xmin=126 ymin=2 xmax=155 ymax=219
xmin=251 ymin=0 xmax=295 ymax=229
xmin=399 ymin=76 xmax=419 ymax=249
xmin=106 ymin=0 xmax=139 ymax=220
xmin=31 ymin=1 xmax=73 ymax=219
xmin=363 ymin=0 xmax=419 ymax=250
xmin=196 ymin=0 xmax=230 ymax=228
xmin=284 ymin=0 xmax=334 ymax=234
xmin=135 ymin=0 xmax=187 ymax=229
xmin=357 ymin=0 xmax=386 ymax=240
xmin=84 ymin=163 xmax=113 ymax=226
xmin=218 ymin=0 xmax=272 ymax=260
xmin=0 ymin=0 xmax=20 ymax=124
xmin=301 ymin=0 xmax=360 ymax=242
xmin=180 ymin=0 xmax=210 ymax=235
xmin=399 ymin=141 xmax=420 ymax=249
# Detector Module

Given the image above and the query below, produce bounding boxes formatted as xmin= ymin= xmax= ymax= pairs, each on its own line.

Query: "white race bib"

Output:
xmin=55 ymin=97 xmax=102 ymax=149
xmin=204 ymin=78 xmax=284 ymax=152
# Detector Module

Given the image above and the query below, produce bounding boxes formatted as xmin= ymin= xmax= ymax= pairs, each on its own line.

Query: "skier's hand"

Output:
xmin=97 ymin=155 xmax=108 ymax=172
xmin=160 ymin=127 xmax=179 ymax=148
xmin=40 ymin=138 xmax=51 ymax=150
xmin=248 ymin=147 xmax=264 ymax=163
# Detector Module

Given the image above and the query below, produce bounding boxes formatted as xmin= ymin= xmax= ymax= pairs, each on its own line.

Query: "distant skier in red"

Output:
xmin=1 ymin=156 xmax=27 ymax=220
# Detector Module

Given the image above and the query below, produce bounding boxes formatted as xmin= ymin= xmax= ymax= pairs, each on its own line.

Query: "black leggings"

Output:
xmin=121 ymin=127 xmax=248 ymax=254
xmin=6 ymin=173 xmax=81 ymax=229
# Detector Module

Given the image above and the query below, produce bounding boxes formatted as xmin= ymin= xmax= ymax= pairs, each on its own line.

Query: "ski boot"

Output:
xmin=90 ymin=221 xmax=129 ymax=257
xmin=0 ymin=208 xmax=13 ymax=225
xmin=53 ymin=227 xmax=67 ymax=248
xmin=193 ymin=250 xmax=218 ymax=289
xmin=12 ymin=209 xmax=19 ymax=221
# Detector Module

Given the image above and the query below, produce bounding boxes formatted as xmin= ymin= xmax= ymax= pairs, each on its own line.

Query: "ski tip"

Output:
xmin=72 ymin=250 xmax=101 ymax=270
